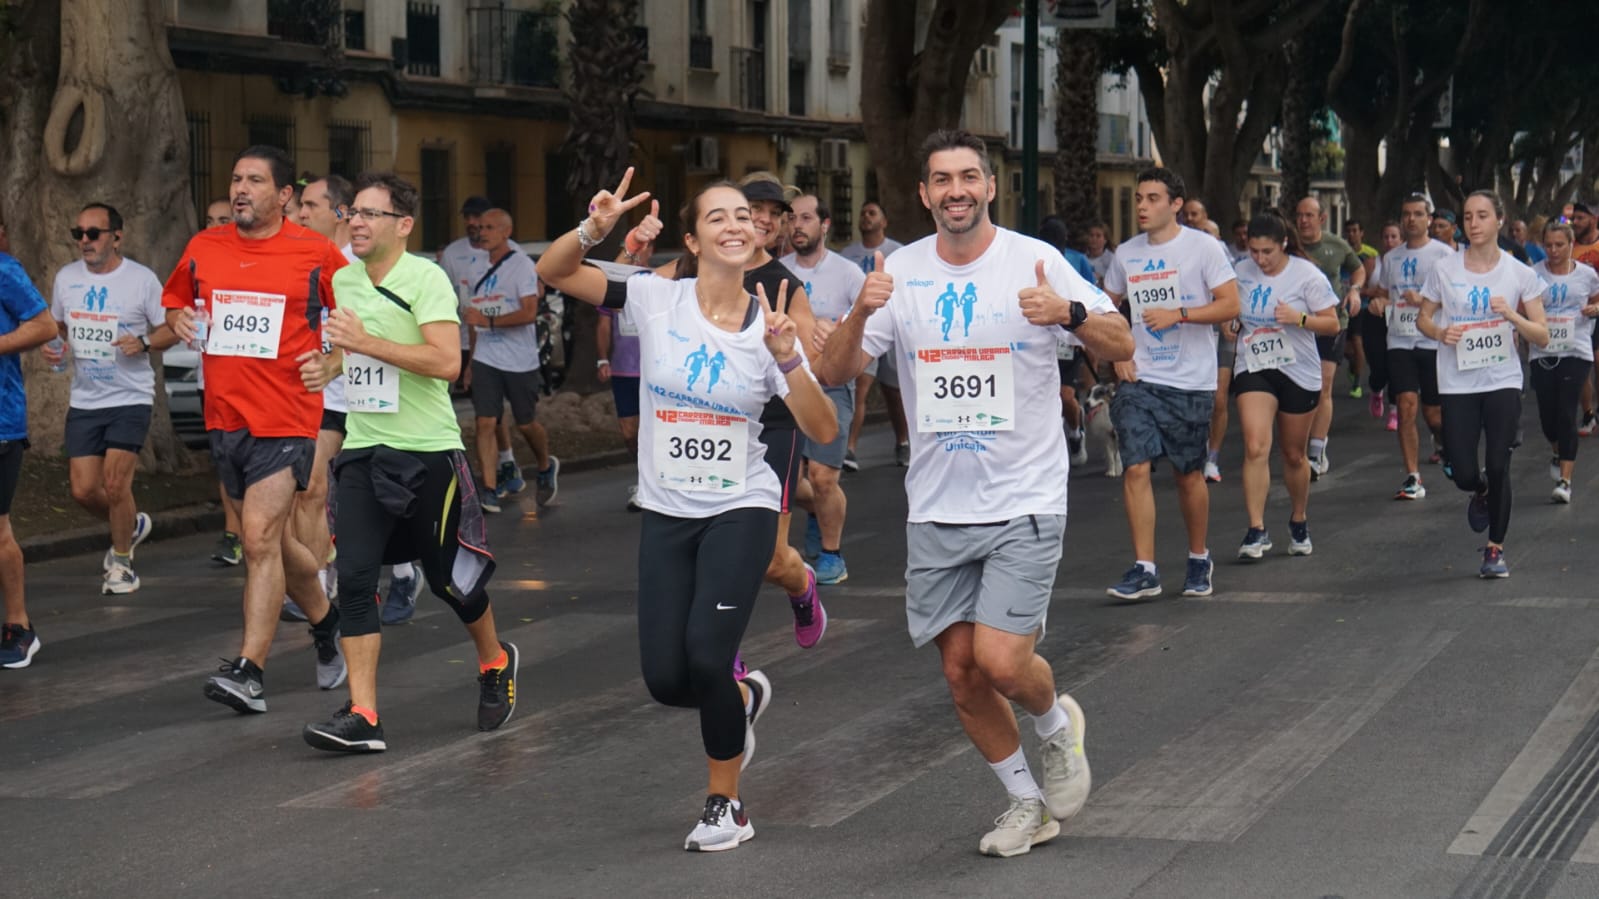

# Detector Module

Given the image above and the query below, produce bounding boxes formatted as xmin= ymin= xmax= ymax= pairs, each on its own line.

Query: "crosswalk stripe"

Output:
xmin=749 ymin=623 xmax=1185 ymax=827
xmin=1068 ymin=624 xmax=1455 ymax=843
xmin=280 ymin=618 xmax=883 ymax=810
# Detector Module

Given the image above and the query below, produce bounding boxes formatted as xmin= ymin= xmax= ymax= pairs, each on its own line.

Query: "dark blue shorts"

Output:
xmin=610 ymin=375 xmax=640 ymax=419
xmin=1111 ymin=379 xmax=1214 ymax=473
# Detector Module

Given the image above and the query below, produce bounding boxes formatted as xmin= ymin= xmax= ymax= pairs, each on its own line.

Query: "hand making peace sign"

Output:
xmin=758 ymin=279 xmax=799 ymax=363
xmin=587 ymin=167 xmax=653 ymax=240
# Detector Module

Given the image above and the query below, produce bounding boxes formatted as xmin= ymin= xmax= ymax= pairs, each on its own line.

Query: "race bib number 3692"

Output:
xmin=208 ymin=290 xmax=286 ymax=359
xmin=914 ymin=346 xmax=1015 ymax=433
xmin=653 ymin=409 xmax=749 ymax=494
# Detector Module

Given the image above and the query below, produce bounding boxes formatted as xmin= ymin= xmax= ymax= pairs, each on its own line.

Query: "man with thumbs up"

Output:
xmin=815 ymin=129 xmax=1131 ymax=858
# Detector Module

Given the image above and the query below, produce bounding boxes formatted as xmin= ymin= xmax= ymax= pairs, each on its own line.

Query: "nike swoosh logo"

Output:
xmin=1004 ymin=608 xmax=1032 ymax=618
xmin=247 ymin=685 xmax=262 ymax=696
xmin=716 ymin=603 xmax=737 ymax=611
xmin=240 ymin=262 xmax=257 ymax=268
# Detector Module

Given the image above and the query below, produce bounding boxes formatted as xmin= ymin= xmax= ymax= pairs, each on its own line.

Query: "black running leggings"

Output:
xmin=1531 ymin=357 xmax=1591 ymax=463
xmin=334 ymin=448 xmax=491 ymax=638
xmin=1361 ymin=310 xmax=1389 ymax=398
xmin=1441 ymin=389 xmax=1520 ymax=545
xmin=638 ymin=507 xmax=778 ymax=761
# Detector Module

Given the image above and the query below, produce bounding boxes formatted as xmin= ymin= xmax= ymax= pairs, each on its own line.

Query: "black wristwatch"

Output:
xmin=1061 ymin=300 xmax=1089 ymax=332
xmin=138 ymin=335 xmax=149 ymax=352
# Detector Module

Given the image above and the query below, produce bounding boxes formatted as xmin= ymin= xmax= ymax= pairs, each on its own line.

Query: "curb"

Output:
xmin=19 ymin=414 xmax=893 ymax=564
xmin=20 ymin=449 xmax=639 ymax=565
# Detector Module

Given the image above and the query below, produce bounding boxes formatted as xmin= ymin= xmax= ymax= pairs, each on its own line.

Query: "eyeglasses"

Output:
xmin=70 ymin=227 xmax=114 ymax=241
xmin=349 ymin=208 xmax=408 ymax=222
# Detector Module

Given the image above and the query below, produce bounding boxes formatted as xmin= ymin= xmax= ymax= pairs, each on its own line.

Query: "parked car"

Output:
xmin=161 ymin=347 xmax=207 ymax=447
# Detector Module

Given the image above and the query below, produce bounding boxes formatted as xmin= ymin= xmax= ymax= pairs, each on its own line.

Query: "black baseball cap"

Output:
xmin=460 ymin=196 xmax=493 ymax=216
xmin=741 ymin=180 xmax=791 ymax=212
xmin=1573 ymin=201 xmax=1595 ymax=216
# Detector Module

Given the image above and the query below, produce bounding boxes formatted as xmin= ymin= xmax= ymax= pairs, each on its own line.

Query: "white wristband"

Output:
xmin=596 ymin=359 xmax=610 ymax=368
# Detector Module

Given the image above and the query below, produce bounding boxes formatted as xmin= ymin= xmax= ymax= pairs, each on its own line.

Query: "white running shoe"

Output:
xmin=1038 ymin=693 xmax=1092 ymax=822
xmin=1553 ymin=479 xmax=1573 ymax=504
xmin=740 ymin=669 xmax=772 ymax=771
xmin=978 ymin=795 xmax=1059 ymax=858
xmin=684 ymin=794 xmax=754 ymax=852
xmin=101 ymin=560 xmax=140 ymax=595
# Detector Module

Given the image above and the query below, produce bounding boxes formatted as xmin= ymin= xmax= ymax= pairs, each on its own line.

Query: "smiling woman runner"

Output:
xmin=1417 ymin=190 xmax=1549 ymax=578
xmin=537 ymin=170 xmax=837 ymax=852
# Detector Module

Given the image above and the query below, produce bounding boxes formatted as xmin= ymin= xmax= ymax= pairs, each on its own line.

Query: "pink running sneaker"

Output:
xmin=790 ymin=563 xmax=827 ymax=649
xmin=732 ymin=651 xmax=748 ymax=681
xmin=1386 ymin=407 xmax=1399 ymax=432
xmin=1369 ymin=393 xmax=1384 ymax=419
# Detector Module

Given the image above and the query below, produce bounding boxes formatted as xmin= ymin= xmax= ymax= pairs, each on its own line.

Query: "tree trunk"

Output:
xmin=1277 ymin=38 xmax=1312 ymax=216
xmin=0 ymin=0 xmax=191 ymax=471
xmin=561 ymin=0 xmax=645 ymax=395
xmin=861 ymin=0 xmax=1015 ymax=243
xmin=1052 ymin=30 xmax=1099 ymax=250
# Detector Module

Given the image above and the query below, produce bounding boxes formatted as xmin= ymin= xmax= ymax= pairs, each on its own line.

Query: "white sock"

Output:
xmin=1309 ymin=438 xmax=1327 ymax=458
xmin=1136 ymin=559 xmax=1156 ymax=574
xmin=1189 ymin=550 xmax=1210 ymax=561
xmin=498 ymin=450 xmax=515 ymax=464
xmin=1033 ymin=700 xmax=1068 ymax=739
xmin=989 ymin=747 xmax=1043 ymax=800
xmin=391 ymin=562 xmax=415 ymax=579
xmin=1408 ymin=471 xmax=1420 ymax=480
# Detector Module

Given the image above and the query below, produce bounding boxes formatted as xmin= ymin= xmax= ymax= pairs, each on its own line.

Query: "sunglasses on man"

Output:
xmin=70 ymin=227 xmax=116 ymax=241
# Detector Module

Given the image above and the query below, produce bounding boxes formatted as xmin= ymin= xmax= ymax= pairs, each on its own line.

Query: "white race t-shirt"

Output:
xmin=861 ymin=227 xmax=1116 ymax=524
xmin=1104 ymin=227 xmax=1238 ymax=391
xmin=466 ymin=250 xmax=541 ymax=373
xmin=840 ymin=238 xmax=905 ymax=273
xmin=625 ymin=274 xmax=803 ymax=517
xmin=1422 ymin=252 xmax=1546 ymax=395
xmin=319 ymin=242 xmax=360 ymax=414
xmin=1530 ymin=261 xmax=1599 ymax=362
xmin=50 ymin=258 xmax=165 ymax=410
xmin=441 ymin=237 xmax=530 ymax=350
xmin=1379 ymin=239 xmax=1454 ymax=351
xmin=779 ymin=250 xmax=867 ymax=323
xmin=1233 ymin=257 xmax=1339 ymax=391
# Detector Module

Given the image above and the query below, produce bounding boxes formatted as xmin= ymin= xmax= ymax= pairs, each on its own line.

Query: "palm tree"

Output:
xmin=1053 ymin=29 xmax=1100 ymax=250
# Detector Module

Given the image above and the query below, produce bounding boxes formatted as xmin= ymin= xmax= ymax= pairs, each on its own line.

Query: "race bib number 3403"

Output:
xmin=914 ymin=346 xmax=1015 ymax=433
xmin=207 ymin=290 xmax=286 ymax=358
xmin=1456 ymin=319 xmax=1514 ymax=371
xmin=653 ymin=409 xmax=748 ymax=494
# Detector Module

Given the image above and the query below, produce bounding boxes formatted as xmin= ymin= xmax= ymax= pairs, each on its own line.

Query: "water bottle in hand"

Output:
xmin=189 ymin=299 xmax=209 ymax=352
xmin=45 ymin=337 xmax=69 ymax=373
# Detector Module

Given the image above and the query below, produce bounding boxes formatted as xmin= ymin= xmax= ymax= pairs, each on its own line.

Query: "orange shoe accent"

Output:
xmin=350 ymin=704 xmax=379 ymax=726
xmin=479 ymin=649 xmax=508 ymax=674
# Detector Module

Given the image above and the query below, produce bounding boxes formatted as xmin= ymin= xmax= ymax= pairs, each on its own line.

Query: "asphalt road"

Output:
xmin=6 ymin=394 xmax=1599 ymax=899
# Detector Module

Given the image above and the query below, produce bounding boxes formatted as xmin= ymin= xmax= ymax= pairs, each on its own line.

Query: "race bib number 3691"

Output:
xmin=653 ymin=409 xmax=749 ymax=494
xmin=914 ymin=346 xmax=1015 ymax=433
xmin=208 ymin=290 xmax=286 ymax=358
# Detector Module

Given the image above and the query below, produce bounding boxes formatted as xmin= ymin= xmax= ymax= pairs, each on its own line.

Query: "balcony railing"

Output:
xmin=733 ymin=47 xmax=765 ymax=111
xmin=689 ymin=32 xmax=714 ymax=70
xmin=267 ymin=0 xmax=338 ymax=46
xmin=467 ymin=6 xmax=559 ymax=87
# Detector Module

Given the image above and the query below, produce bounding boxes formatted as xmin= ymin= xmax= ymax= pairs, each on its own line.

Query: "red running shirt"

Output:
xmin=162 ymin=222 xmax=346 ymax=437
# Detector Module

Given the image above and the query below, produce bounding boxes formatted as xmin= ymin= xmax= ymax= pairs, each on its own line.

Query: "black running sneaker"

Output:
xmin=477 ymin=641 xmax=520 ymax=731
xmin=204 ymin=657 xmax=266 ymax=713
xmin=304 ymin=701 xmax=386 ymax=752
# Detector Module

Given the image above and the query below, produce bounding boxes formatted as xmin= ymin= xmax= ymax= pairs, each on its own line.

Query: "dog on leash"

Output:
xmin=1082 ymin=383 xmax=1122 ymax=477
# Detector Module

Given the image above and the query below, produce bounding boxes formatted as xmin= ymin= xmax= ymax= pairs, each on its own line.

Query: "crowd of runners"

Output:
xmin=0 ymin=127 xmax=1594 ymax=857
